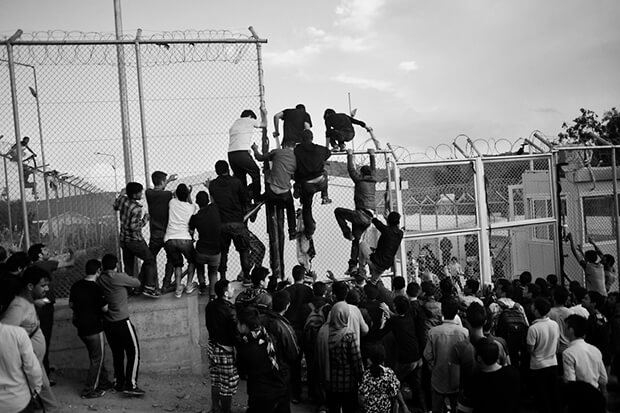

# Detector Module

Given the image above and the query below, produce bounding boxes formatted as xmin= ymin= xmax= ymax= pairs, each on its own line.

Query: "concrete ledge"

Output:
xmin=51 ymin=293 xmax=204 ymax=375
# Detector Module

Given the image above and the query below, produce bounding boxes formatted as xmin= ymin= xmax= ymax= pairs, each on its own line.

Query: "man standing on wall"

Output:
xmin=273 ymin=104 xmax=312 ymax=147
xmin=114 ymin=182 xmax=160 ymax=298
xmin=145 ymin=170 xmax=177 ymax=294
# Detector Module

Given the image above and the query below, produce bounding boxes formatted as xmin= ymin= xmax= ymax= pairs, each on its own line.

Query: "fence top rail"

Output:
xmin=397 ymin=158 xmax=474 ymax=168
xmin=329 ymin=150 xmax=393 ymax=157
xmin=403 ymin=227 xmax=482 ymax=239
xmin=481 ymin=153 xmax=553 ymax=162
xmin=554 ymin=145 xmax=620 ymax=151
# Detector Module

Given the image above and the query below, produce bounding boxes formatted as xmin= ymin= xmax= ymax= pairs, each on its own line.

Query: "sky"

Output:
xmin=2 ymin=0 xmax=620 ymax=156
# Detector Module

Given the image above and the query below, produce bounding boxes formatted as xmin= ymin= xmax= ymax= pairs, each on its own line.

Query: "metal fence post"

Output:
xmin=135 ymin=29 xmax=150 ymax=188
xmin=474 ymin=156 xmax=492 ymax=286
xmin=5 ymin=30 xmax=30 ymax=249
xmin=612 ymin=147 xmax=620 ymax=292
xmin=3 ymin=157 xmax=14 ymax=245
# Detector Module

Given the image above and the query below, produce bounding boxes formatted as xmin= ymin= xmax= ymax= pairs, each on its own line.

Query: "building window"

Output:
xmin=529 ymin=198 xmax=554 ymax=241
xmin=582 ymin=195 xmax=615 ymax=243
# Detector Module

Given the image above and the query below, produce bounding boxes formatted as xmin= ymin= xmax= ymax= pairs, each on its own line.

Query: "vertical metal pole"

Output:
xmin=114 ymin=0 xmax=134 ymax=183
xmin=60 ymin=181 xmax=67 ymax=250
xmin=550 ymin=151 xmax=563 ymax=282
xmin=135 ymin=29 xmax=150 ymax=187
xmin=31 ymin=67 xmax=53 ymax=245
xmin=612 ymin=147 xmax=620 ymax=292
xmin=6 ymin=31 xmax=31 ymax=249
xmin=249 ymin=26 xmax=281 ymax=278
xmin=392 ymin=157 xmax=407 ymax=279
xmin=474 ymin=156 xmax=492 ymax=286
xmin=3 ymin=158 xmax=14 ymax=245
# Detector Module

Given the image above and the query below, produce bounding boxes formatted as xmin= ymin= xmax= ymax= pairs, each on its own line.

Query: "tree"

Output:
xmin=558 ymin=107 xmax=620 ymax=145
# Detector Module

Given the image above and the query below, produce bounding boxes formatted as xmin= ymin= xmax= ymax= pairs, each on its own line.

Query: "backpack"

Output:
xmin=302 ymin=302 xmax=329 ymax=353
xmin=495 ymin=302 xmax=528 ymax=350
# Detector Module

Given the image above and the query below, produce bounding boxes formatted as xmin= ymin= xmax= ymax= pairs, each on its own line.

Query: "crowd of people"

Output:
xmin=1 ymin=104 xmax=619 ymax=413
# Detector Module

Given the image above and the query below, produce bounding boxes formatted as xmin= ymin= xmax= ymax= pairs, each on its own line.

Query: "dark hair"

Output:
xmin=367 ymin=344 xmax=386 ymax=378
xmin=421 ymin=280 xmax=435 ymax=297
xmin=346 ymin=289 xmax=360 ymax=305
xmin=534 ymin=278 xmax=549 ymax=296
xmin=393 ymin=276 xmax=405 ymax=291
xmin=313 ymin=281 xmax=327 ymax=297
xmin=292 ymin=265 xmax=306 ymax=282
xmin=533 ymin=297 xmax=552 ymax=317
xmin=295 ymin=104 xmax=306 ymax=111
xmin=525 ymin=283 xmax=541 ymax=298
xmin=439 ymin=277 xmax=455 ymax=297
xmin=175 ymin=184 xmax=190 ymax=202
xmin=101 ymin=254 xmax=118 ymax=271
xmin=569 ymin=280 xmax=581 ymax=293
xmin=364 ymin=283 xmax=380 ymax=300
xmin=603 ymin=254 xmax=615 ymax=267
xmin=394 ymin=295 xmax=410 ymax=316
xmin=27 ymin=243 xmax=45 ymax=262
xmin=573 ymin=286 xmax=588 ymax=302
xmin=151 ymin=171 xmax=167 ymax=186
xmin=85 ymin=259 xmax=101 ymax=275
xmin=546 ymin=273 xmax=558 ymax=286
xmin=466 ymin=302 xmax=486 ymax=328
xmin=21 ymin=266 xmax=50 ymax=290
xmin=442 ymin=297 xmax=459 ymax=320
xmin=465 ymin=278 xmax=480 ymax=294
xmin=553 ymin=286 xmax=569 ymax=306
xmin=519 ymin=271 xmax=532 ymax=285
xmin=237 ymin=306 xmax=261 ymax=330
xmin=126 ymin=182 xmax=143 ymax=198
xmin=250 ymin=266 xmax=269 ymax=287
xmin=565 ymin=314 xmax=587 ymax=338
xmin=406 ymin=282 xmax=421 ymax=298
xmin=214 ymin=279 xmax=229 ymax=298
xmin=332 ymin=281 xmax=349 ymax=302
xmin=0 ymin=245 xmax=6 ymax=263
xmin=497 ymin=279 xmax=513 ymax=298
xmin=196 ymin=191 xmax=209 ymax=207
xmin=323 ymin=108 xmax=336 ymax=119
xmin=5 ymin=252 xmax=30 ymax=272
xmin=387 ymin=212 xmax=400 ymax=226
xmin=475 ymin=337 xmax=500 ymax=366
xmin=215 ymin=160 xmax=229 ymax=175
xmin=584 ymin=250 xmax=598 ymax=263
xmin=360 ymin=165 xmax=371 ymax=176
xmin=272 ymin=290 xmax=291 ymax=313
xmin=301 ymin=129 xmax=313 ymax=143
xmin=588 ymin=291 xmax=605 ymax=310
xmin=240 ymin=109 xmax=257 ymax=119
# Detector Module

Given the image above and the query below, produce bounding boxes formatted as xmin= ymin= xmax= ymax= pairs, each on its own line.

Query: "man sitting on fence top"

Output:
xmin=145 ymin=170 xmax=177 ymax=294
xmin=334 ymin=147 xmax=377 ymax=275
xmin=273 ymin=103 xmax=312 ymax=147
xmin=113 ymin=182 xmax=159 ymax=298
xmin=323 ymin=108 xmax=372 ymax=152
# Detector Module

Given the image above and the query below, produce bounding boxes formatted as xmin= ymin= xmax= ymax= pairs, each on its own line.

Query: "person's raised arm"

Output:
xmin=372 ymin=216 xmax=387 ymax=233
xmin=259 ymin=106 xmax=268 ymax=129
xmin=588 ymin=236 xmax=604 ymax=260
xmin=273 ymin=111 xmax=284 ymax=138
xmin=346 ymin=149 xmax=361 ymax=182
xmin=251 ymin=143 xmax=268 ymax=162
xmin=567 ymin=233 xmax=586 ymax=268
xmin=53 ymin=249 xmax=75 ymax=268
xmin=368 ymin=148 xmax=376 ymax=174
xmin=163 ymin=173 xmax=178 ymax=189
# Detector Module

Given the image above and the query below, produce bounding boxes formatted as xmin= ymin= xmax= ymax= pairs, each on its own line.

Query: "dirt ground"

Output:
xmin=52 ymin=368 xmax=315 ymax=413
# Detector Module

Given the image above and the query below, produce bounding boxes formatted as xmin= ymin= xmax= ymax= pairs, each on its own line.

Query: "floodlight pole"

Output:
xmin=114 ymin=0 xmax=134 ymax=183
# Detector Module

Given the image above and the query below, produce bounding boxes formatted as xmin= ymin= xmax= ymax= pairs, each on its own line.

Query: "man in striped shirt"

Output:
xmin=113 ymin=182 xmax=159 ymax=298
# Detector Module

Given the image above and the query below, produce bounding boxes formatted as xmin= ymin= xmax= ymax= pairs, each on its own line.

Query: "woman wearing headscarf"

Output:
xmin=317 ymin=301 xmax=364 ymax=413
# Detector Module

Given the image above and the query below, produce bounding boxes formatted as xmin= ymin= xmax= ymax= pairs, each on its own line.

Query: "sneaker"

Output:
xmin=81 ymin=389 xmax=105 ymax=399
xmin=344 ymin=233 xmax=355 ymax=241
xmin=184 ymin=282 xmax=197 ymax=294
xmin=161 ymin=285 xmax=176 ymax=294
xmin=242 ymin=278 xmax=252 ymax=287
xmin=123 ymin=386 xmax=146 ymax=397
xmin=198 ymin=283 xmax=207 ymax=295
xmin=344 ymin=266 xmax=357 ymax=275
xmin=289 ymin=231 xmax=298 ymax=241
xmin=113 ymin=382 xmax=124 ymax=392
xmin=141 ymin=287 xmax=160 ymax=299
xmin=321 ymin=197 xmax=332 ymax=205
xmin=175 ymin=287 xmax=183 ymax=299
xmin=97 ymin=381 xmax=115 ymax=392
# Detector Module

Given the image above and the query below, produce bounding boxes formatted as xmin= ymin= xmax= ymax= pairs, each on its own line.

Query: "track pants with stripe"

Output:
xmin=80 ymin=332 xmax=113 ymax=391
xmin=103 ymin=319 xmax=140 ymax=389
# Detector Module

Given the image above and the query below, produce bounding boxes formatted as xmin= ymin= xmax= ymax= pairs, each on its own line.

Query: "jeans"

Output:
xmin=266 ymin=187 xmax=296 ymax=278
xmin=104 ymin=319 xmax=140 ymax=390
xmin=219 ymin=222 xmax=251 ymax=280
xmin=37 ymin=302 xmax=54 ymax=375
xmin=164 ymin=239 xmax=195 ymax=268
xmin=431 ymin=389 xmax=457 ymax=413
xmin=333 ymin=207 xmax=372 ymax=268
xmin=228 ymin=150 xmax=261 ymax=203
xmin=530 ymin=366 xmax=559 ymax=413
xmin=80 ymin=332 xmax=112 ymax=391
xmin=195 ymin=251 xmax=221 ymax=296
xmin=247 ymin=394 xmax=291 ymax=413
xmin=299 ymin=174 xmax=328 ymax=237
xmin=326 ymin=390 xmax=357 ymax=413
xmin=149 ymin=236 xmax=174 ymax=288
xmin=121 ymin=239 xmax=158 ymax=288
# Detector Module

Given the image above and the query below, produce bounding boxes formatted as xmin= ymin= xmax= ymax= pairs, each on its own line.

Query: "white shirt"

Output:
xmin=228 ymin=117 xmax=259 ymax=152
xmin=164 ymin=198 xmax=198 ymax=241
xmin=527 ymin=317 xmax=560 ymax=370
xmin=0 ymin=322 xmax=43 ymax=413
xmin=569 ymin=304 xmax=590 ymax=319
xmin=563 ymin=338 xmax=607 ymax=389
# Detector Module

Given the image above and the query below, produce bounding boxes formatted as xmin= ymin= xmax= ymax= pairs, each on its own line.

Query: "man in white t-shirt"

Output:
xmin=164 ymin=184 xmax=198 ymax=298
xmin=526 ymin=297 xmax=560 ymax=413
xmin=227 ymin=109 xmax=267 ymax=204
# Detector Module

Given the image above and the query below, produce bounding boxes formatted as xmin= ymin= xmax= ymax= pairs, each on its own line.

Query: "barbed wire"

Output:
xmin=0 ymin=30 xmax=257 ymax=67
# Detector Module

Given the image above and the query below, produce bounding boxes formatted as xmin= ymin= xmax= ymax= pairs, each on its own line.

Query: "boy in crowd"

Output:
xmin=189 ymin=191 xmax=221 ymax=298
xmin=205 ymin=280 xmax=239 ymax=413
xmin=424 ymin=297 xmax=469 ymax=413
xmin=145 ymin=170 xmax=177 ymax=293
xmin=527 ymin=297 xmax=560 ymax=413
xmin=114 ymin=182 xmax=159 ymax=298
xmin=461 ymin=279 xmax=483 ymax=309
xmin=69 ymin=259 xmax=113 ymax=398
xmin=97 ymin=254 xmax=145 ymax=396
xmin=568 ymin=233 xmax=606 ymax=296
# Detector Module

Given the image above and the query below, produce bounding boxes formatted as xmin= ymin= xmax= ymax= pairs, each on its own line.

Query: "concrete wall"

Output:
xmin=51 ymin=293 xmax=205 ymax=375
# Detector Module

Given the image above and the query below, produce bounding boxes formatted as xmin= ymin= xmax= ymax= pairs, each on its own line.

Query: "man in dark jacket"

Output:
xmin=323 ymin=108 xmax=372 ymax=151
xmin=334 ymin=147 xmax=377 ymax=274
xmin=205 ymin=280 xmax=239 ymax=413
xmin=273 ymin=103 xmax=312 ymax=147
xmin=368 ymin=212 xmax=404 ymax=279
xmin=294 ymin=130 xmax=332 ymax=239
xmin=208 ymin=160 xmax=251 ymax=284
xmin=189 ymin=191 xmax=221 ymax=297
